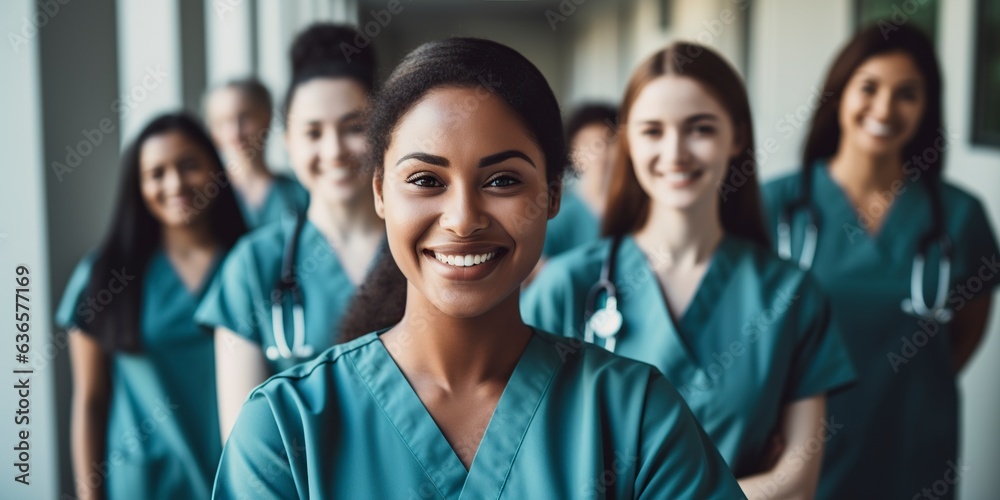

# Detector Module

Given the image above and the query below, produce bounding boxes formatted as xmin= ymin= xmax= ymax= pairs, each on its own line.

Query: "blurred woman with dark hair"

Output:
xmin=523 ymin=43 xmax=856 ymax=498
xmin=763 ymin=24 xmax=998 ymax=498
xmin=196 ymin=23 xmax=385 ymax=442
xmin=204 ymin=77 xmax=309 ymax=228
xmin=59 ymin=113 xmax=247 ymax=499
xmin=214 ymin=38 xmax=743 ymax=499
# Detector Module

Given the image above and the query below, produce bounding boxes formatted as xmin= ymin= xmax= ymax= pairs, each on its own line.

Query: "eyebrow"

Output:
xmin=857 ymin=73 xmax=922 ymax=86
xmin=394 ymin=149 xmax=536 ymax=169
xmin=302 ymin=110 xmax=364 ymax=127
xmin=634 ymin=113 xmax=720 ymax=126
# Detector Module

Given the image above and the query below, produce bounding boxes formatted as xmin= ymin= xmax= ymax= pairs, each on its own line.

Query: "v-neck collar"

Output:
xmin=618 ymin=235 xmax=739 ymax=391
xmin=812 ymin=159 xmax=929 ymax=259
xmin=348 ymin=329 xmax=558 ymax=500
xmin=156 ymin=248 xmax=224 ymax=298
xmin=235 ymin=176 xmax=279 ymax=227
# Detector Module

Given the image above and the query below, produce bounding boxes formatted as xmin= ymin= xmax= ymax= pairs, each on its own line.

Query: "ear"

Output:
xmin=547 ymin=180 xmax=562 ymax=220
xmin=372 ymin=175 xmax=386 ymax=219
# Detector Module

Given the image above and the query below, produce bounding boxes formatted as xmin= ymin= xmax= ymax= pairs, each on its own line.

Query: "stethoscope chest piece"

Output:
xmin=588 ymin=296 xmax=623 ymax=351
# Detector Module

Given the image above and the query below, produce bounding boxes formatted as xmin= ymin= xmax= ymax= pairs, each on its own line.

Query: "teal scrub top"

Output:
xmin=543 ymin=188 xmax=600 ymax=258
xmin=235 ymin=173 xmax=309 ymax=229
xmin=213 ymin=329 xmax=746 ymax=499
xmin=56 ymin=250 xmax=223 ymax=500
xmin=195 ymin=218 xmax=359 ymax=373
xmin=762 ymin=160 xmax=1000 ymax=499
xmin=522 ymin=235 xmax=856 ymax=477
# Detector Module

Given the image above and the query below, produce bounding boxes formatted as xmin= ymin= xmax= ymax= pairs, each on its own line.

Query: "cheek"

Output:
xmin=345 ymin=135 xmax=367 ymax=158
xmin=288 ymin=139 xmax=318 ymax=175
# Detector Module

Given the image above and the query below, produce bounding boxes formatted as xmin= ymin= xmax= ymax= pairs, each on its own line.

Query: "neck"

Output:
xmin=828 ymin=141 xmax=906 ymax=197
xmin=634 ymin=197 xmax=724 ymax=269
xmin=306 ymin=192 xmax=384 ymax=245
xmin=224 ymin=155 xmax=271 ymax=193
xmin=385 ymin=286 xmax=532 ymax=390
xmin=161 ymin=221 xmax=216 ymax=254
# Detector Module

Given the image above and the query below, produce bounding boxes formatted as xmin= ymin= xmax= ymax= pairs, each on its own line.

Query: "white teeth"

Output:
xmin=864 ymin=120 xmax=894 ymax=137
xmin=433 ymin=251 xmax=497 ymax=267
xmin=665 ymin=170 xmax=698 ymax=182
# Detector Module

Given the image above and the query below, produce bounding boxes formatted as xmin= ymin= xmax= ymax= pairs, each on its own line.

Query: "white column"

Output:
xmin=205 ymin=0 xmax=256 ymax=86
xmin=116 ymin=0 xmax=184 ymax=140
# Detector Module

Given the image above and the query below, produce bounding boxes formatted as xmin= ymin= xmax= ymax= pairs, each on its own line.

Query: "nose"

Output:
xmin=319 ymin=131 xmax=347 ymax=166
xmin=438 ymin=182 xmax=489 ymax=237
xmin=660 ymin=127 xmax=689 ymax=168
xmin=871 ymin=89 xmax=893 ymax=122
xmin=162 ymin=167 xmax=183 ymax=194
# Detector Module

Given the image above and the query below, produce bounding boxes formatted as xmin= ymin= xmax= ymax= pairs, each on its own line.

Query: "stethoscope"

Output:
xmin=777 ymin=176 xmax=955 ymax=324
xmin=583 ymin=235 xmax=625 ymax=352
xmin=267 ymin=213 xmax=315 ymax=361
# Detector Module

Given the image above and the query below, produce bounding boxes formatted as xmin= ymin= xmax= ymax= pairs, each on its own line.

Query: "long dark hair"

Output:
xmin=282 ymin=23 xmax=377 ymax=124
xmin=338 ymin=37 xmax=568 ymax=342
xmin=83 ymin=113 xmax=247 ymax=352
xmin=602 ymin=42 xmax=770 ymax=249
xmin=799 ymin=23 xmax=945 ymax=239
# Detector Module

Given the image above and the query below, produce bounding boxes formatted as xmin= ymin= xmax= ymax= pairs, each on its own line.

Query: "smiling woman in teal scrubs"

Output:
xmin=195 ymin=24 xmax=386 ymax=442
xmin=204 ymin=77 xmax=309 ymax=228
xmin=522 ymin=43 xmax=856 ymax=499
xmin=59 ymin=113 xmax=247 ymax=499
xmin=762 ymin=25 xmax=998 ymax=499
xmin=213 ymin=38 xmax=744 ymax=499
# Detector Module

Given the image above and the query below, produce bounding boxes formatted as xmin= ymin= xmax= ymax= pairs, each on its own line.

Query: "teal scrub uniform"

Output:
xmin=762 ymin=160 xmax=1000 ymax=499
xmin=56 ymin=250 xmax=223 ymax=500
xmin=195 ymin=218 xmax=361 ymax=373
xmin=522 ymin=235 xmax=856 ymax=477
xmin=213 ymin=329 xmax=746 ymax=499
xmin=543 ymin=188 xmax=600 ymax=258
xmin=234 ymin=173 xmax=309 ymax=229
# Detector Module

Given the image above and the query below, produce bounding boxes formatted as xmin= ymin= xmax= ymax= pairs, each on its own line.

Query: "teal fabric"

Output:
xmin=56 ymin=250 xmax=223 ymax=500
xmin=762 ymin=160 xmax=1000 ymax=499
xmin=213 ymin=329 xmax=746 ymax=499
xmin=194 ymin=218 xmax=358 ymax=373
xmin=522 ymin=235 xmax=855 ymax=477
xmin=543 ymin=188 xmax=600 ymax=258
xmin=234 ymin=173 xmax=309 ymax=229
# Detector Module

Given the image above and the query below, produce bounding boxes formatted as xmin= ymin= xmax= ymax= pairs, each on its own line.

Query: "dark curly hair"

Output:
xmin=337 ymin=37 xmax=568 ymax=342
xmin=282 ymin=23 xmax=377 ymax=123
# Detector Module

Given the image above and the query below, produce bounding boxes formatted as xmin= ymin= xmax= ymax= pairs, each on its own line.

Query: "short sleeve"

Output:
xmin=520 ymin=262 xmax=574 ymax=338
xmin=213 ymin=393 xmax=301 ymax=499
xmin=195 ymin=239 xmax=266 ymax=344
xmin=635 ymin=370 xmax=746 ymax=499
xmin=951 ymin=196 xmax=1000 ymax=298
xmin=784 ymin=279 xmax=857 ymax=402
xmin=55 ymin=253 xmax=98 ymax=330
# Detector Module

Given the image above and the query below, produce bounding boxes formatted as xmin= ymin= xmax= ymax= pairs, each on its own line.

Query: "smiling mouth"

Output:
xmin=863 ymin=120 xmax=896 ymax=138
xmin=432 ymin=251 xmax=499 ymax=267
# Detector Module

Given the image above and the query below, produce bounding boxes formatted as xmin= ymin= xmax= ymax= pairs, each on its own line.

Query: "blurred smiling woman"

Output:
xmin=213 ymin=38 xmax=744 ymax=499
xmin=523 ymin=43 xmax=856 ymax=499
xmin=195 ymin=23 xmax=385 ymax=442
xmin=59 ymin=113 xmax=247 ymax=499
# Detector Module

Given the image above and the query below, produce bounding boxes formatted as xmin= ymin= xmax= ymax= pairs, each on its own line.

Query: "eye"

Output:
xmin=486 ymin=174 xmax=522 ymax=188
xmin=692 ymin=124 xmax=717 ymax=135
xmin=406 ymin=173 xmax=443 ymax=188
xmin=896 ymin=87 xmax=918 ymax=102
xmin=640 ymin=128 xmax=662 ymax=138
xmin=306 ymin=128 xmax=321 ymax=140
xmin=860 ymin=83 xmax=876 ymax=95
xmin=345 ymin=122 xmax=364 ymax=135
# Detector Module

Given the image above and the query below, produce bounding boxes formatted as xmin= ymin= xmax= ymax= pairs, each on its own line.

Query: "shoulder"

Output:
xmin=533 ymin=329 xmax=662 ymax=385
xmin=761 ymin=168 xmax=803 ymax=201
xmin=939 ymin=181 xmax=991 ymax=220
xmin=530 ymin=238 xmax=610 ymax=293
xmin=227 ymin=220 xmax=292 ymax=262
xmin=247 ymin=332 xmax=380 ymax=401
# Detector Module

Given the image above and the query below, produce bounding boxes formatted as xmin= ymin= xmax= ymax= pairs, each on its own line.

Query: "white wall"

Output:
xmin=0 ymin=1 xmax=62 ymax=498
